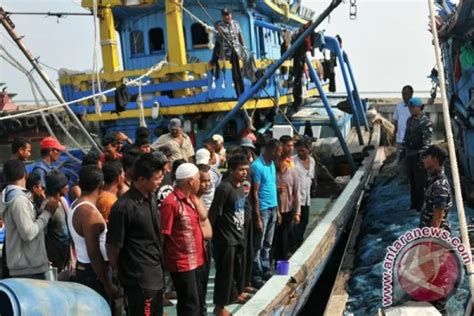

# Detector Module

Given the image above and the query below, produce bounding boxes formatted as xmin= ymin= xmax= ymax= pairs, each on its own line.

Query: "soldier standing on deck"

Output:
xmin=212 ymin=8 xmax=246 ymax=62
xmin=420 ymin=145 xmax=452 ymax=231
xmin=419 ymin=144 xmax=453 ymax=314
xmin=400 ymin=97 xmax=433 ymax=212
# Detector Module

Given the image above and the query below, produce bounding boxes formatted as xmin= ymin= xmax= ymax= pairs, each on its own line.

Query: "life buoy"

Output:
xmin=8 ymin=119 xmax=22 ymax=132
xmin=24 ymin=116 xmax=37 ymax=129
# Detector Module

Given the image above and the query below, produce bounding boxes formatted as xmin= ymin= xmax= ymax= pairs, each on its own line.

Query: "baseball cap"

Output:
xmin=169 ymin=118 xmax=182 ymax=131
xmin=408 ymin=97 xmax=423 ymax=107
xmin=423 ymin=144 xmax=448 ymax=161
xmin=40 ymin=137 xmax=65 ymax=151
xmin=195 ymin=148 xmax=211 ymax=165
xmin=45 ymin=170 xmax=68 ymax=196
xmin=221 ymin=8 xmax=231 ymax=15
xmin=240 ymin=138 xmax=256 ymax=150
xmin=212 ymin=134 xmax=224 ymax=144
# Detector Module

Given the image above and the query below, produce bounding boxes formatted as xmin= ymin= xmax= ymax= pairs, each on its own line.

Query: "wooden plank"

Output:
xmin=324 ymin=146 xmax=387 ymax=315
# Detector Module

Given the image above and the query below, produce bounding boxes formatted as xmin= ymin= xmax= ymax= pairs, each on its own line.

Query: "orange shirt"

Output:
xmin=96 ymin=191 xmax=118 ymax=222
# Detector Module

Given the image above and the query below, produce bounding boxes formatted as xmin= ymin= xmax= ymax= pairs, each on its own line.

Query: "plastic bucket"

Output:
xmin=276 ymin=260 xmax=290 ymax=275
xmin=0 ymin=278 xmax=111 ymax=316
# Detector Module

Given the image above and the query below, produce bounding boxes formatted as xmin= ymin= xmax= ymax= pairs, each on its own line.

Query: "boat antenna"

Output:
xmin=427 ymin=0 xmax=474 ymax=304
xmin=0 ymin=7 xmax=102 ymax=153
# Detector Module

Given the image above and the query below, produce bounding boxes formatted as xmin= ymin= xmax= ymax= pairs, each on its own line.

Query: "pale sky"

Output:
xmin=0 ymin=0 xmax=437 ymax=102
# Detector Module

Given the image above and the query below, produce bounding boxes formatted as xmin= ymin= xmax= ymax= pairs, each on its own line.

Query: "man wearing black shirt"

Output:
xmin=107 ymin=154 xmax=165 ymax=316
xmin=209 ymin=154 xmax=249 ymax=316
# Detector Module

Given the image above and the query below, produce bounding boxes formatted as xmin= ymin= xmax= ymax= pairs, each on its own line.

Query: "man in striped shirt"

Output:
xmin=420 ymin=145 xmax=452 ymax=231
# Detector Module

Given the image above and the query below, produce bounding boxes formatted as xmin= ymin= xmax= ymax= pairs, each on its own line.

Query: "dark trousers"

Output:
xmin=170 ymin=265 xmax=206 ymax=316
xmin=45 ymin=237 xmax=69 ymax=271
xmin=294 ymin=205 xmax=310 ymax=248
xmin=213 ymin=242 xmax=244 ymax=306
xmin=124 ymin=285 xmax=164 ymax=316
xmin=240 ymin=212 xmax=253 ymax=290
xmin=75 ymin=262 xmax=108 ymax=301
xmin=273 ymin=212 xmax=294 ymax=261
xmin=407 ymin=154 xmax=427 ymax=211
xmin=1 ymin=237 xmax=9 ymax=279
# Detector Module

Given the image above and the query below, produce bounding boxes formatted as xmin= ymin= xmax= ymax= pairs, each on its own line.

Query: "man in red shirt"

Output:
xmin=100 ymin=134 xmax=122 ymax=165
xmin=160 ymin=163 xmax=208 ymax=316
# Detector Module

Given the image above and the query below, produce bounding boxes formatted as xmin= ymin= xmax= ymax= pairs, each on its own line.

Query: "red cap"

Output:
xmin=40 ymin=137 xmax=65 ymax=151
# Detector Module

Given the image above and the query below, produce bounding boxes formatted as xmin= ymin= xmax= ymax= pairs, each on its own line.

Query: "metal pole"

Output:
xmin=343 ymin=51 xmax=369 ymax=130
xmin=305 ymin=53 xmax=356 ymax=174
xmin=324 ymin=36 xmax=364 ymax=145
xmin=207 ymin=0 xmax=343 ymax=138
xmin=427 ymin=0 xmax=474 ymax=306
xmin=0 ymin=7 xmax=102 ymax=153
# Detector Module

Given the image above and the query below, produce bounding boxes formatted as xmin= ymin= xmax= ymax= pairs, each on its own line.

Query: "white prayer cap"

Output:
xmin=175 ymin=163 xmax=199 ymax=180
xmin=195 ymin=148 xmax=211 ymax=165
xmin=212 ymin=134 xmax=224 ymax=144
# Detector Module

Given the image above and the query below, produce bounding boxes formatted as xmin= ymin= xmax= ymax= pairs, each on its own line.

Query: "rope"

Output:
xmin=0 ymin=58 xmax=168 ymax=121
xmin=1 ymin=53 xmax=82 ymax=162
xmin=428 ymin=0 xmax=474 ymax=299
xmin=92 ymin=0 xmax=103 ymax=117
xmin=136 ymin=81 xmax=147 ymax=127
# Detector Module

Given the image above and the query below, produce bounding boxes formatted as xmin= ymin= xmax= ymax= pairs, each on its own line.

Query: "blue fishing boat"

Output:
xmin=0 ymin=0 xmax=387 ymax=314
xmin=435 ymin=0 xmax=474 ymax=205
xmin=57 ymin=0 xmax=325 ymax=144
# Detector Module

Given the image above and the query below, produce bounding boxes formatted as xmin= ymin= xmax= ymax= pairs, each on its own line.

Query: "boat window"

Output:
xmin=256 ymin=26 xmax=266 ymax=58
xmin=130 ymin=30 xmax=145 ymax=55
xmin=191 ymin=23 xmax=209 ymax=48
xmin=149 ymin=28 xmax=165 ymax=53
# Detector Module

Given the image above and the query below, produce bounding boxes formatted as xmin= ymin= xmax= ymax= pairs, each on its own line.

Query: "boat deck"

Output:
xmin=339 ymin=160 xmax=473 ymax=315
xmin=163 ymin=198 xmax=333 ymax=315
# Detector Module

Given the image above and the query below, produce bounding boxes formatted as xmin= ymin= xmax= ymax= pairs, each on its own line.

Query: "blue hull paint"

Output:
xmin=438 ymin=0 xmax=474 ymax=197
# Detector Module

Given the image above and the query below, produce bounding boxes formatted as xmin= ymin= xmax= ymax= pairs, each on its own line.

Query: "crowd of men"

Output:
xmin=0 ymin=116 xmax=316 ymax=316
xmin=0 ymin=83 xmax=455 ymax=315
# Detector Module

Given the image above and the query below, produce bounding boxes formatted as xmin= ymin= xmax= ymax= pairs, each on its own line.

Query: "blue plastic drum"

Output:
xmin=0 ymin=278 xmax=111 ymax=316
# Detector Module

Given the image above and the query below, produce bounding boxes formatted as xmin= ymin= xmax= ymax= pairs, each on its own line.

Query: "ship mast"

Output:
xmin=0 ymin=7 xmax=102 ymax=153
xmin=165 ymin=0 xmax=188 ymax=91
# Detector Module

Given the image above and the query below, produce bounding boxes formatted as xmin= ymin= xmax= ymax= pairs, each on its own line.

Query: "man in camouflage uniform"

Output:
xmin=419 ymin=145 xmax=453 ymax=314
xmin=420 ymin=145 xmax=453 ymax=230
xmin=400 ymin=97 xmax=433 ymax=211
xmin=213 ymin=8 xmax=246 ymax=61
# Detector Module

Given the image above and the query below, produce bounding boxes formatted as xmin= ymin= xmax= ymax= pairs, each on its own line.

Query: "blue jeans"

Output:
xmin=252 ymin=207 xmax=276 ymax=282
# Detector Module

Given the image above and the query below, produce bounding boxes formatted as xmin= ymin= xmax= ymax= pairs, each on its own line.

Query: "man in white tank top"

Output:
xmin=68 ymin=165 xmax=119 ymax=301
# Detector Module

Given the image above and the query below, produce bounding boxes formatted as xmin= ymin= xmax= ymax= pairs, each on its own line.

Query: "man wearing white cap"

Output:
xmin=160 ymin=163 xmax=211 ymax=316
xmin=152 ymin=118 xmax=195 ymax=163
xmin=195 ymin=148 xmax=222 ymax=210
xmin=212 ymin=134 xmax=226 ymax=167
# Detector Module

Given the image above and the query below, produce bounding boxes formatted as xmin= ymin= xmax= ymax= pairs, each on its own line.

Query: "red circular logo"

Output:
xmin=396 ymin=240 xmax=460 ymax=302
